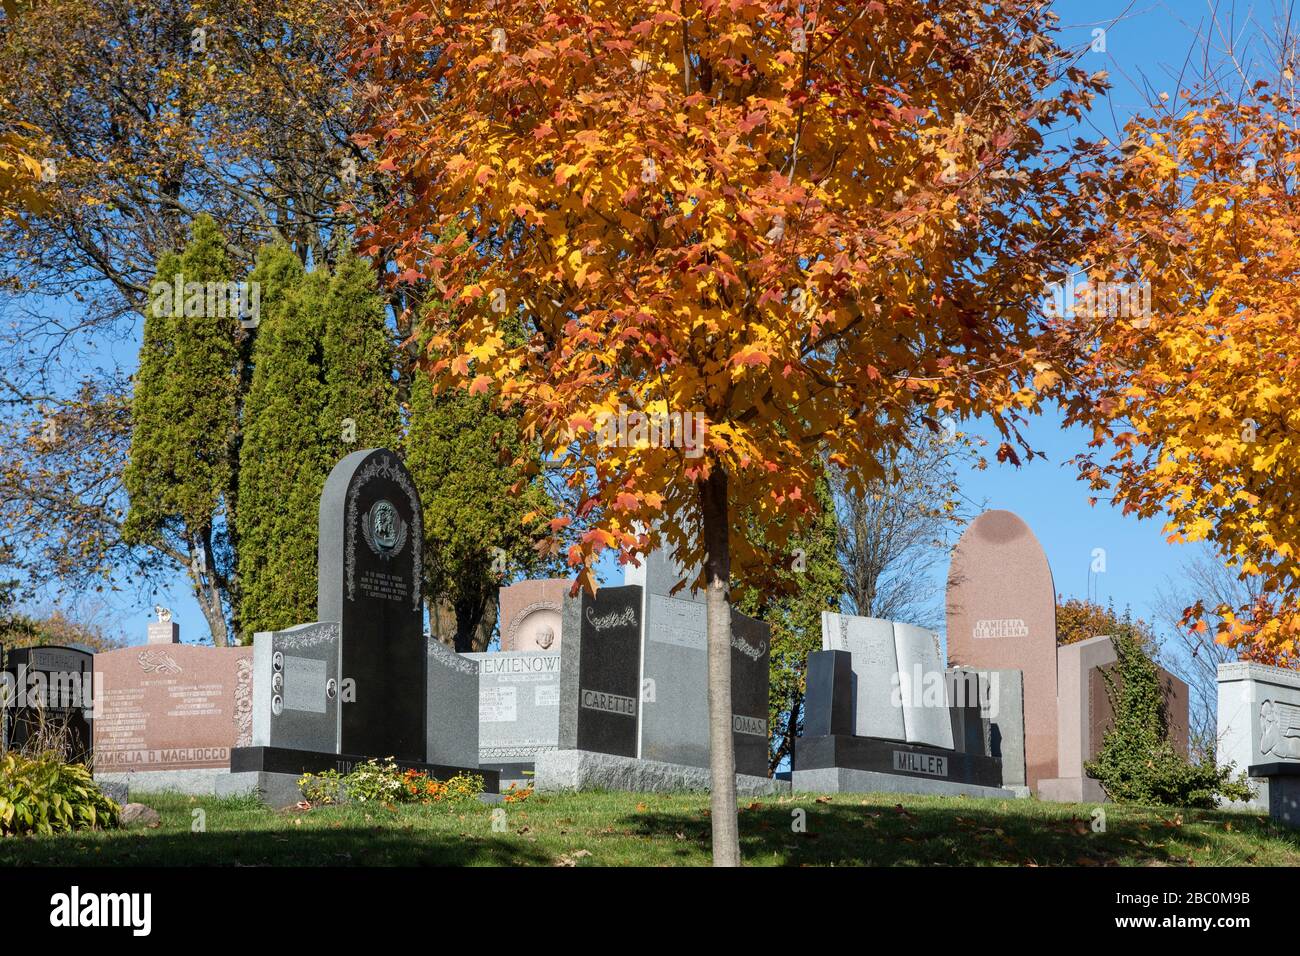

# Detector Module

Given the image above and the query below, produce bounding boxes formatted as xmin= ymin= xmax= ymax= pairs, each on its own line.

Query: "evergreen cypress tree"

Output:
xmin=405 ymin=312 xmax=556 ymax=651
xmin=123 ymin=215 xmax=240 ymax=645
xmin=320 ymin=248 xmax=399 ymax=460
xmin=235 ymin=244 xmax=325 ymax=636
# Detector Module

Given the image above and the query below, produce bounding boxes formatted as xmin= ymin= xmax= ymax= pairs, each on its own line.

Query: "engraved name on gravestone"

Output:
xmin=559 ymin=585 xmax=642 ymax=759
xmin=251 ymin=622 xmax=341 ymax=753
xmin=466 ymin=650 xmax=561 ymax=765
xmin=318 ymin=449 xmax=426 ymax=762
xmin=95 ymin=645 xmax=253 ymax=771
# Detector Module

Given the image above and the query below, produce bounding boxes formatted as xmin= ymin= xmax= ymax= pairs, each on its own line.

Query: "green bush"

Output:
xmin=296 ymin=768 xmax=343 ymax=806
xmin=1086 ymin=628 xmax=1253 ymax=809
xmin=0 ymin=751 xmax=120 ymax=836
xmin=339 ymin=757 xmax=408 ymax=803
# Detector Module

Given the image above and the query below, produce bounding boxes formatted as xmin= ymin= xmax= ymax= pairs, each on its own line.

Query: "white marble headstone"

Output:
xmin=893 ymin=622 xmax=955 ymax=749
xmin=821 ymin=612 xmax=906 ymax=741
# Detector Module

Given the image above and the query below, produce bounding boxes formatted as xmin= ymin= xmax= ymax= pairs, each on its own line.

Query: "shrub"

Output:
xmin=402 ymin=769 xmax=485 ymax=806
xmin=0 ymin=751 xmax=120 ymax=836
xmin=340 ymin=757 xmax=409 ymax=803
xmin=296 ymin=768 xmax=343 ymax=806
xmin=1086 ymin=627 xmax=1254 ymax=808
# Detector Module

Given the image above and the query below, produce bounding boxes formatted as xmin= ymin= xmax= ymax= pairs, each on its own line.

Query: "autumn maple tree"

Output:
xmin=1062 ymin=77 xmax=1300 ymax=666
xmin=349 ymin=0 xmax=1106 ymax=864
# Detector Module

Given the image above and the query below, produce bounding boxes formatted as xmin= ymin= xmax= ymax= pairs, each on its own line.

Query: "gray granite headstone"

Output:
xmin=465 ymin=650 xmax=561 ymax=771
xmin=632 ymin=551 xmax=770 ymax=776
xmin=640 ymin=591 xmax=709 ymax=767
xmin=949 ymin=666 xmax=1025 ymax=788
xmin=251 ymin=622 xmax=341 ymax=752
xmin=318 ymin=448 xmax=426 ymax=761
xmin=425 ymin=638 xmax=479 ymax=768
xmin=803 ymin=649 xmax=853 ymax=737
xmin=821 ymin=612 xmax=905 ymax=741
xmin=893 ymin=622 xmax=954 ymax=749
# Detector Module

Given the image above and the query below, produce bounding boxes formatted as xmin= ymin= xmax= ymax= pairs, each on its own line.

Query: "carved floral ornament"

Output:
xmin=344 ymin=454 xmax=423 ymax=610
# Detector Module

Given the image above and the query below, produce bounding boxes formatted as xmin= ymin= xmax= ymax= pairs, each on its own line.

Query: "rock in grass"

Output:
xmin=119 ymin=804 xmax=161 ymax=828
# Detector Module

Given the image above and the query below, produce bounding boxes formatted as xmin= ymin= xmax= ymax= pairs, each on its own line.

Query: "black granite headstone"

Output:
xmin=2 ymin=645 xmax=94 ymax=762
xmin=560 ymin=585 xmax=642 ymax=758
xmin=729 ymin=610 xmax=772 ymax=776
xmin=947 ymin=671 xmax=987 ymax=756
xmin=803 ymin=649 xmax=853 ymax=737
xmin=318 ymin=449 xmax=426 ymax=762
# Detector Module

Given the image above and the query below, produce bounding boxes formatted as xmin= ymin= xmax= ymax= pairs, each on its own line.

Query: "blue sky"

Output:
xmin=54 ymin=0 xmax=1231 ymax=649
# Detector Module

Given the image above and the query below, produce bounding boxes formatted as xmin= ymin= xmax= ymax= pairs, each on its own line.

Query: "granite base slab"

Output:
xmin=535 ymin=749 xmax=789 ymax=796
xmin=230 ymin=746 xmax=499 ymax=794
xmin=793 ymin=734 xmax=1004 ymax=788
xmin=792 ymin=767 xmax=1024 ymax=800
xmin=96 ymin=768 xmax=237 ymax=799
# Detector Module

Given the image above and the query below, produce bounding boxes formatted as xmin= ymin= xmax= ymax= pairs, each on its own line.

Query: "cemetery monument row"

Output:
xmin=791 ymin=612 xmax=1023 ymax=799
xmin=228 ymin=448 xmax=496 ymax=806
xmin=537 ymin=547 xmax=782 ymax=794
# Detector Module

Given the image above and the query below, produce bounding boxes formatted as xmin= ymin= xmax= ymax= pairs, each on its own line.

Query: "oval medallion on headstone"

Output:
xmin=362 ymin=499 xmax=406 ymax=559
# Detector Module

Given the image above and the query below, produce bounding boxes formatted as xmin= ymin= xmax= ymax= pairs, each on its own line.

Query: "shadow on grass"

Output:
xmin=622 ymin=800 xmax=1300 ymax=866
xmin=0 ymin=827 xmax=552 ymax=867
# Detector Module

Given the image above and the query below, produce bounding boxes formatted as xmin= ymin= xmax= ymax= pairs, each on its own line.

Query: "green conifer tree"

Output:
xmin=235 ymin=244 xmax=326 ymax=636
xmin=123 ymin=215 xmax=240 ymax=645
xmin=320 ymin=248 xmax=399 ymax=461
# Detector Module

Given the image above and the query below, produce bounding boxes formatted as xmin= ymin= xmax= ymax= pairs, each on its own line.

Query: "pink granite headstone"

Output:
xmin=498 ymin=578 xmax=568 ymax=652
xmin=946 ymin=509 xmax=1058 ymax=791
xmin=94 ymin=645 xmax=253 ymax=772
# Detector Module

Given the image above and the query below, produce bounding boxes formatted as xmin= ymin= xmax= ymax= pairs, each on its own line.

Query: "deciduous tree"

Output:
xmin=123 ymin=215 xmax=240 ymax=645
xmin=1063 ymin=75 xmax=1300 ymax=660
xmin=351 ymin=0 xmax=1106 ymax=864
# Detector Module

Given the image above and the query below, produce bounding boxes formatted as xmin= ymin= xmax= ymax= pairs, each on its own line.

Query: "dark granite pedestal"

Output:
xmin=227 ymin=746 xmax=500 ymax=808
xmin=1249 ymin=763 xmax=1300 ymax=828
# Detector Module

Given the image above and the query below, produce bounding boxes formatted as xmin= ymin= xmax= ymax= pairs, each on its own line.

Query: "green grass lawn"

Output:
xmin=2 ymin=789 xmax=1297 ymax=866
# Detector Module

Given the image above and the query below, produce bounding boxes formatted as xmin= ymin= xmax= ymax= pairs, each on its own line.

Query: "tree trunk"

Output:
xmin=190 ymin=544 xmax=229 ymax=647
xmin=700 ymin=466 xmax=740 ymax=866
xmin=428 ymin=596 xmax=459 ymax=648
xmin=453 ymin=591 xmax=495 ymax=653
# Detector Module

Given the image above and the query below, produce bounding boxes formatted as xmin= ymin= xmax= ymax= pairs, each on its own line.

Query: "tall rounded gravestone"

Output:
xmin=318 ymin=448 xmax=426 ymax=762
xmin=946 ymin=509 xmax=1057 ymax=791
